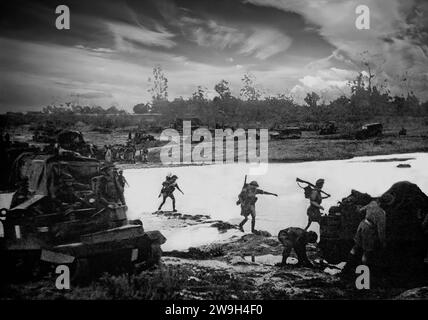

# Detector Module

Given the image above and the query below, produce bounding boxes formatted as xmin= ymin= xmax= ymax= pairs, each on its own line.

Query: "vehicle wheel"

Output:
xmin=147 ymin=243 xmax=162 ymax=266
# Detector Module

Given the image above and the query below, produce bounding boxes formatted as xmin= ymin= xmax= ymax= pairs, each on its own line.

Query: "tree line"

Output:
xmin=132 ymin=65 xmax=428 ymax=128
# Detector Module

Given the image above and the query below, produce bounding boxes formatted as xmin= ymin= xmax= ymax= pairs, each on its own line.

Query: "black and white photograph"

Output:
xmin=0 ymin=0 xmax=428 ymax=308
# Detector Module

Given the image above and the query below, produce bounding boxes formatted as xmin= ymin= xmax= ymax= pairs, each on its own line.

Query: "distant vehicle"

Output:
xmin=171 ymin=117 xmax=204 ymax=133
xmin=269 ymin=125 xmax=302 ymax=139
xmin=355 ymin=122 xmax=383 ymax=140
xmin=319 ymin=121 xmax=338 ymax=135
xmin=132 ymin=131 xmax=155 ymax=144
xmin=399 ymin=127 xmax=407 ymax=136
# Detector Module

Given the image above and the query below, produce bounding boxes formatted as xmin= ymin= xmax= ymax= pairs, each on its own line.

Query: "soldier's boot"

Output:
xmin=172 ymin=199 xmax=177 ymax=212
xmin=251 ymin=219 xmax=257 ymax=234
xmin=158 ymin=200 xmax=165 ymax=211
xmin=238 ymin=218 xmax=247 ymax=232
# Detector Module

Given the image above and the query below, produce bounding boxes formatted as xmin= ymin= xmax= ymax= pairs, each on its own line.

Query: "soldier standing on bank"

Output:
xmin=237 ymin=180 xmax=277 ymax=234
xmin=117 ymin=169 xmax=129 ymax=188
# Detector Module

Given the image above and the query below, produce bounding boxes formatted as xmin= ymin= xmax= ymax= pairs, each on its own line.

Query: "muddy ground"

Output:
xmin=1 ymin=231 xmax=427 ymax=300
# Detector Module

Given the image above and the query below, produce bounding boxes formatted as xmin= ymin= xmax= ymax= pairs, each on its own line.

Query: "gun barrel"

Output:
xmin=296 ymin=177 xmax=331 ymax=197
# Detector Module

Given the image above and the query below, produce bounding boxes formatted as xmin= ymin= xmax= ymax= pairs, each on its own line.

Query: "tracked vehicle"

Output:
xmin=0 ymin=152 xmax=165 ymax=282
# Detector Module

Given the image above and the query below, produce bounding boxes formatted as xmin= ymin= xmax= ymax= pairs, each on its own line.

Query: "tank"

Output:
xmin=0 ymin=152 xmax=166 ymax=282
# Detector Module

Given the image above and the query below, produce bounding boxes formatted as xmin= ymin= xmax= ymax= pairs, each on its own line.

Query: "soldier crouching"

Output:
xmin=277 ymin=227 xmax=318 ymax=268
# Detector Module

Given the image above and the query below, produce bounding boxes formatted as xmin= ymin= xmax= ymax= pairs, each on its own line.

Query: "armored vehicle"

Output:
xmin=269 ymin=125 xmax=302 ymax=139
xmin=0 ymin=152 xmax=165 ymax=282
xmin=355 ymin=122 xmax=383 ymax=140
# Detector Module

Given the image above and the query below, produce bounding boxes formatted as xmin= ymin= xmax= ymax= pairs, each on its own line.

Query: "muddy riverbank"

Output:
xmin=2 ymin=232 xmax=426 ymax=300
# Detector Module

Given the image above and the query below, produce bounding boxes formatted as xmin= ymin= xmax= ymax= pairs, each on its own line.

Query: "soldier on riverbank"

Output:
xmin=237 ymin=180 xmax=277 ymax=234
xmin=158 ymin=175 xmax=184 ymax=212
xmin=304 ymin=178 xmax=330 ymax=231
xmin=277 ymin=227 xmax=318 ymax=268
xmin=341 ymin=196 xmax=388 ymax=277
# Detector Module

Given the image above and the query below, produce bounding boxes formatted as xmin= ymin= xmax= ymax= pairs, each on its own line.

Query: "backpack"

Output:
xmin=304 ymin=186 xmax=313 ymax=199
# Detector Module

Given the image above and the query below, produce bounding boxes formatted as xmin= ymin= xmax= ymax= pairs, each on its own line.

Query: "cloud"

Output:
xmin=239 ymin=28 xmax=293 ymax=60
xmin=75 ymin=45 xmax=116 ymax=53
xmin=184 ymin=17 xmax=293 ymax=60
xmin=107 ymin=21 xmax=176 ymax=51
xmin=70 ymin=91 xmax=114 ymax=99
xmin=289 ymin=67 xmax=354 ymax=103
xmin=185 ymin=19 xmax=246 ymax=49
xmin=245 ymin=0 xmax=428 ymax=99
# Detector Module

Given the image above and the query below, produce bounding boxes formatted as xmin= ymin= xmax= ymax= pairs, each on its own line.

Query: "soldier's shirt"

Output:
xmin=359 ymin=200 xmax=386 ymax=244
xmin=307 ymin=189 xmax=322 ymax=221
xmin=240 ymin=188 xmax=265 ymax=216
xmin=278 ymin=227 xmax=307 ymax=246
xmin=163 ymin=181 xmax=178 ymax=195
xmin=310 ymin=189 xmax=322 ymax=206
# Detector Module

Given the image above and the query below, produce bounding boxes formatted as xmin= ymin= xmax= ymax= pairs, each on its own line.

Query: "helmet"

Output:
xmin=306 ymin=231 xmax=318 ymax=243
xmin=315 ymin=179 xmax=325 ymax=187
xmin=249 ymin=181 xmax=259 ymax=187
xmin=171 ymin=175 xmax=178 ymax=179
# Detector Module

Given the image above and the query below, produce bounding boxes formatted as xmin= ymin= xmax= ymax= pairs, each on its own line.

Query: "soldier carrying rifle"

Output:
xmin=296 ymin=178 xmax=331 ymax=230
xmin=237 ymin=176 xmax=278 ymax=233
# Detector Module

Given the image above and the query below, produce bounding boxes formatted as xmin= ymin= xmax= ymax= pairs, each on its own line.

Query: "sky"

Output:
xmin=0 ymin=0 xmax=427 ymax=112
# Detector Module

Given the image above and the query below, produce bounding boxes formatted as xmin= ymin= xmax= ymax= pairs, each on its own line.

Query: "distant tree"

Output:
xmin=214 ymin=80 xmax=232 ymax=100
xmin=192 ymin=86 xmax=207 ymax=102
xmin=133 ymin=103 xmax=150 ymax=114
xmin=304 ymin=92 xmax=320 ymax=108
xmin=82 ymin=106 xmax=91 ymax=114
xmin=91 ymin=106 xmax=105 ymax=114
xmin=71 ymin=105 xmax=83 ymax=113
xmin=106 ymin=106 xmax=121 ymax=114
xmin=148 ymin=65 xmax=168 ymax=102
xmin=240 ymin=72 xmax=261 ymax=101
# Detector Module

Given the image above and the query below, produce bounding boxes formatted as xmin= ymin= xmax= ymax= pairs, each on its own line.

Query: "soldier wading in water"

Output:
xmin=237 ymin=180 xmax=277 ymax=233
xmin=158 ymin=174 xmax=184 ymax=212
xmin=304 ymin=178 xmax=330 ymax=230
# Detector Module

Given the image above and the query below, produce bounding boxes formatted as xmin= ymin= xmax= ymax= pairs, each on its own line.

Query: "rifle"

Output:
xmin=236 ymin=175 xmax=248 ymax=205
xmin=296 ymin=177 xmax=331 ymax=198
